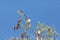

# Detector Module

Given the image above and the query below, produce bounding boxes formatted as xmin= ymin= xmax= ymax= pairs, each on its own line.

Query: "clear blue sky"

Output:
xmin=0 ymin=0 xmax=60 ymax=40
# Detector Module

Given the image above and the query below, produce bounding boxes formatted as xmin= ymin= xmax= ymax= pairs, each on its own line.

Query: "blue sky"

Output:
xmin=0 ymin=0 xmax=60 ymax=40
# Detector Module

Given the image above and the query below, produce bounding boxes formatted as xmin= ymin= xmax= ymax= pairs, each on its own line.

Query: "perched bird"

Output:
xmin=14 ymin=19 xmax=22 ymax=31
xmin=21 ymin=32 xmax=27 ymax=40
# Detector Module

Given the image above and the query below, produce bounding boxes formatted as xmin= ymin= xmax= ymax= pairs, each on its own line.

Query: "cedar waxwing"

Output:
xmin=14 ymin=19 xmax=22 ymax=31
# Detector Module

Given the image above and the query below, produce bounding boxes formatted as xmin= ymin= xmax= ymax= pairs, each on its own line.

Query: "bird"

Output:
xmin=14 ymin=19 xmax=22 ymax=31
